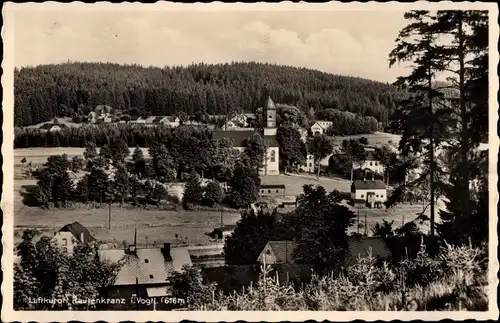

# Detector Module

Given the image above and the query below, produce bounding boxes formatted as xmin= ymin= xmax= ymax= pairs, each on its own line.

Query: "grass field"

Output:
xmin=13 ymin=166 xmax=434 ymax=247
xmin=14 ymin=180 xmax=240 ymax=247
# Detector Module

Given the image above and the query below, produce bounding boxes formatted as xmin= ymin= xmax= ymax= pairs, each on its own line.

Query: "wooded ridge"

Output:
xmin=14 ymin=61 xmax=405 ymax=126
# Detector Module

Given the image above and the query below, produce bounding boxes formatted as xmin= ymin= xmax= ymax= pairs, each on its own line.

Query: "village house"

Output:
xmin=300 ymin=154 xmax=316 ymax=173
xmin=212 ymin=96 xmax=280 ymax=176
xmin=259 ymin=184 xmax=286 ymax=197
xmin=310 ymin=120 xmax=333 ymax=136
xmin=353 ymin=148 xmax=384 ymax=174
xmin=350 ymin=179 xmax=387 ymax=208
xmin=157 ymin=116 xmax=181 ymax=127
xmin=52 ymin=221 xmax=97 ymax=253
xmin=257 ymin=236 xmax=392 ymax=267
xmin=98 ymin=242 xmax=192 ymax=310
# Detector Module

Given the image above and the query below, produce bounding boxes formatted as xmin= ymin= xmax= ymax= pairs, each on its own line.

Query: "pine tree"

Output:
xmin=388 ymin=10 xmax=453 ymax=236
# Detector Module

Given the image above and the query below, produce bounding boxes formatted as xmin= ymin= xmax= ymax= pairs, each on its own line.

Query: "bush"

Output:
xmin=176 ymin=241 xmax=488 ymax=311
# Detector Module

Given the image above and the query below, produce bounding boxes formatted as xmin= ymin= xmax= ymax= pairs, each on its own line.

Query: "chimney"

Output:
xmin=161 ymin=243 xmax=171 ymax=260
xmin=80 ymin=232 xmax=85 ymax=244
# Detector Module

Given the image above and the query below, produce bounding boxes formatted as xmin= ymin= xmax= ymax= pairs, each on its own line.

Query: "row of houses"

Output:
xmin=16 ymin=219 xmax=393 ymax=310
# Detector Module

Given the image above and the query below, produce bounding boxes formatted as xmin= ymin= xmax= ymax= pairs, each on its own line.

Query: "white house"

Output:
xmin=158 ymin=116 xmax=180 ymax=127
xmin=212 ymin=96 xmax=280 ymax=176
xmin=52 ymin=221 xmax=96 ymax=253
xmin=350 ymin=180 xmax=387 ymax=207
xmin=300 ymin=154 xmax=316 ymax=173
xmin=310 ymin=120 xmax=333 ymax=136
xmin=353 ymin=150 xmax=384 ymax=174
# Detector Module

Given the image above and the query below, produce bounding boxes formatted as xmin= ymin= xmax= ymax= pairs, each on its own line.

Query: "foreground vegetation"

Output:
xmin=173 ymin=241 xmax=488 ymax=311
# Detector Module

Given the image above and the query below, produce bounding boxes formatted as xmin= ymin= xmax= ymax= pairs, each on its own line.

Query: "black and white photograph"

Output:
xmin=1 ymin=2 xmax=498 ymax=321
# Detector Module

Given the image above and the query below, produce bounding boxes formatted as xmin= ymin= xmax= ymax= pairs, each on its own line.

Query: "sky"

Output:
xmin=13 ymin=9 xmax=411 ymax=83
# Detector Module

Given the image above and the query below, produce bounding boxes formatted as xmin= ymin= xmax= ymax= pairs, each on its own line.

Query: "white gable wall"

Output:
xmin=52 ymin=231 xmax=79 ymax=253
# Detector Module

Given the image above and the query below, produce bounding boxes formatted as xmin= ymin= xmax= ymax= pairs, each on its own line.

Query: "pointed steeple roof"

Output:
xmin=265 ymin=96 xmax=276 ymax=110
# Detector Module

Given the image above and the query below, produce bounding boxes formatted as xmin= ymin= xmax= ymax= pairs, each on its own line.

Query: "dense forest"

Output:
xmin=14 ymin=62 xmax=405 ymax=126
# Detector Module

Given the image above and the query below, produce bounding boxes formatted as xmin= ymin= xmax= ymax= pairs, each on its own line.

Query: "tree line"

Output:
xmin=14 ymin=61 xmax=406 ymax=127
xmin=386 ymin=10 xmax=488 ymax=245
xmin=28 ymin=125 xmax=273 ymax=210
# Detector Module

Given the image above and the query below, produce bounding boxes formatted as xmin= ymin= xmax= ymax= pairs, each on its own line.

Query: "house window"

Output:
xmin=381 ymin=195 xmax=384 ymax=198
xmin=276 ymin=190 xmax=279 ymax=193
xmin=268 ymin=190 xmax=271 ymax=193
xmin=370 ymin=162 xmax=373 ymax=166
xmin=376 ymin=195 xmax=379 ymax=197
xmin=309 ymin=163 xmax=312 ymax=167
xmin=145 ymin=259 xmax=149 ymax=263
xmin=269 ymin=115 xmax=272 ymax=119
xmin=149 ymin=275 xmax=154 ymax=279
xmin=261 ymin=190 xmax=264 ymax=193
xmin=374 ymin=161 xmax=378 ymax=166
xmin=62 ymin=238 xmax=68 ymax=246
xmin=361 ymin=194 xmax=364 ymax=198
xmin=270 ymin=150 xmax=276 ymax=162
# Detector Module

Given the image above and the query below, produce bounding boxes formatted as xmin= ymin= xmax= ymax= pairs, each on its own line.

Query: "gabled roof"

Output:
xmin=212 ymin=130 xmax=279 ymax=147
xmin=351 ymin=180 xmax=386 ymax=191
xmin=59 ymin=221 xmax=96 ymax=244
xmin=259 ymin=237 xmax=392 ymax=267
xmin=265 ymin=240 xmax=296 ymax=264
xmin=99 ymin=247 xmax=192 ymax=286
xmin=344 ymin=236 xmax=392 ymax=267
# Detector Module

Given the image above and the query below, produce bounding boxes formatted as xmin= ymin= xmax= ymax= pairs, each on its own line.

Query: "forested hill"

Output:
xmin=14 ymin=61 xmax=405 ymax=126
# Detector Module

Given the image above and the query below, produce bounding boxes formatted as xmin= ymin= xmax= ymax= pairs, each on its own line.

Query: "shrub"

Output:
xmin=177 ymin=240 xmax=488 ymax=311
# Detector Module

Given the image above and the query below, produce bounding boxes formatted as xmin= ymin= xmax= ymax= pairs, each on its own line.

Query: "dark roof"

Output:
xmin=261 ymin=184 xmax=286 ymax=189
xmin=265 ymin=96 xmax=276 ymax=110
xmin=351 ymin=180 xmax=386 ymax=191
xmin=268 ymin=241 xmax=296 ymax=264
xmin=344 ymin=236 xmax=392 ymax=267
xmin=59 ymin=221 xmax=96 ymax=244
xmin=262 ymin=237 xmax=391 ymax=267
xmin=212 ymin=130 xmax=279 ymax=147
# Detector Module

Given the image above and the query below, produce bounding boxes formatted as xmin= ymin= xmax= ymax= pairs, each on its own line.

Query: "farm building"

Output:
xmin=257 ymin=236 xmax=392 ymax=267
xmin=259 ymin=184 xmax=286 ymax=197
xmin=212 ymin=96 xmax=280 ymax=176
xmin=52 ymin=221 xmax=96 ymax=254
xmin=98 ymin=243 xmax=192 ymax=310
xmin=350 ymin=179 xmax=387 ymax=207
xmin=310 ymin=120 xmax=332 ymax=136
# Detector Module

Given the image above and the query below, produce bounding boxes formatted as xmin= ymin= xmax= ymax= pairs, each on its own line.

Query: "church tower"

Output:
xmin=263 ymin=96 xmax=277 ymax=136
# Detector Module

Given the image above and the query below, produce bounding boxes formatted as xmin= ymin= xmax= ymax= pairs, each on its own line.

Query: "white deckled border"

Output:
xmin=1 ymin=1 xmax=498 ymax=322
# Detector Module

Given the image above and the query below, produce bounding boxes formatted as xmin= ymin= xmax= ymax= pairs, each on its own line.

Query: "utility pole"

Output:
xmin=357 ymin=209 xmax=360 ymax=234
xmin=220 ymin=204 xmax=224 ymax=228
xmin=364 ymin=210 xmax=368 ymax=236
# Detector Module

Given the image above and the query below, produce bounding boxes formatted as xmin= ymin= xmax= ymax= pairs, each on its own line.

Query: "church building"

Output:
xmin=212 ymin=96 xmax=280 ymax=176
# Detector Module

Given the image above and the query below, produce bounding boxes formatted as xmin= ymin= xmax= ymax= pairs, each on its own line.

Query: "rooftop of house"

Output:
xmin=98 ymin=245 xmax=192 ymax=286
xmin=343 ymin=236 xmax=393 ymax=267
xmin=265 ymin=240 xmax=296 ymax=264
xmin=351 ymin=180 xmax=386 ymax=191
xmin=212 ymin=130 xmax=279 ymax=147
xmin=261 ymin=236 xmax=392 ymax=266
xmin=58 ymin=221 xmax=96 ymax=244
xmin=38 ymin=123 xmax=68 ymax=130
xmin=261 ymin=184 xmax=286 ymax=189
